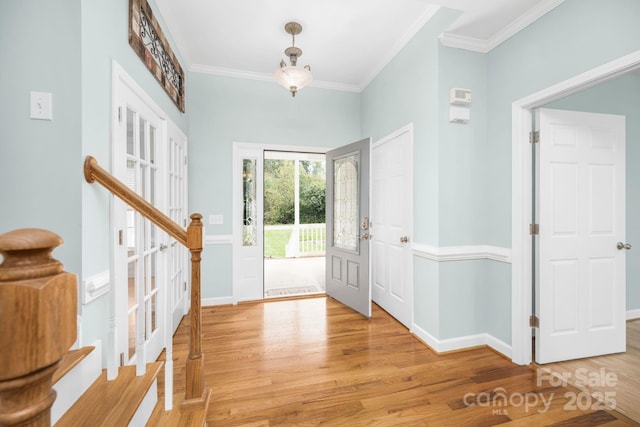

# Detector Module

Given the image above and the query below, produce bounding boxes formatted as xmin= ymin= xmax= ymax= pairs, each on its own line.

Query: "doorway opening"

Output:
xmin=510 ymin=50 xmax=640 ymax=365
xmin=263 ymin=151 xmax=327 ymax=298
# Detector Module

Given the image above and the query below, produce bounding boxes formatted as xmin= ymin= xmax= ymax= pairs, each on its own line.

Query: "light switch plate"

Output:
xmin=30 ymin=91 xmax=53 ymax=120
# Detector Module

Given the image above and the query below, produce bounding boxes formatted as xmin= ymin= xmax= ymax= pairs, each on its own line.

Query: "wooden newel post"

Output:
xmin=184 ymin=214 xmax=209 ymax=405
xmin=0 ymin=229 xmax=77 ymax=426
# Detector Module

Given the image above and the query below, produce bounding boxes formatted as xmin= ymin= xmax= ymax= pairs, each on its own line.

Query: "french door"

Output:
xmin=113 ymin=82 xmax=166 ymax=368
xmin=167 ymin=122 xmax=189 ymax=332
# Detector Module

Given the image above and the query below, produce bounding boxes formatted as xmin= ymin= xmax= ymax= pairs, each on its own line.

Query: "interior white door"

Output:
xmin=371 ymin=127 xmax=413 ymax=327
xmin=536 ymin=108 xmax=626 ymax=364
xmin=326 ymin=138 xmax=371 ymax=317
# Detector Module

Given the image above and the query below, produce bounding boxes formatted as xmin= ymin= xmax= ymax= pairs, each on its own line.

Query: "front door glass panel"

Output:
xmin=333 ymin=154 xmax=359 ymax=253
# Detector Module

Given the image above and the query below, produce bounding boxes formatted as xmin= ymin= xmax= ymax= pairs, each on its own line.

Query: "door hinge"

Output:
xmin=118 ymin=230 xmax=124 ymax=245
xmin=529 ymin=131 xmax=540 ymax=144
xmin=529 ymin=315 xmax=540 ymax=328
xmin=184 ymin=281 xmax=187 ymax=291
xmin=119 ymin=352 xmax=125 ymax=366
xmin=118 ymin=106 xmax=122 ymax=123
xmin=184 ymin=155 xmax=187 ymax=165
xmin=530 ymin=223 xmax=539 ymax=235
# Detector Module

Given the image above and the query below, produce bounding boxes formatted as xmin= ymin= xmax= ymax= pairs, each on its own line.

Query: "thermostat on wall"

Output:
xmin=450 ymin=88 xmax=472 ymax=105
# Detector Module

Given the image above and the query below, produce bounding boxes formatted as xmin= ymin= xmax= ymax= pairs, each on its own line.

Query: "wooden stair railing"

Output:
xmin=83 ymin=156 xmax=209 ymax=408
xmin=0 ymin=229 xmax=77 ymax=426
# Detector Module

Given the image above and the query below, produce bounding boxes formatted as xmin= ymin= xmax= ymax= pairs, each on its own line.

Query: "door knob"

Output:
xmin=400 ymin=236 xmax=409 ymax=244
xmin=360 ymin=233 xmax=370 ymax=241
xmin=159 ymin=244 xmax=168 ymax=251
xmin=617 ymin=242 xmax=632 ymax=250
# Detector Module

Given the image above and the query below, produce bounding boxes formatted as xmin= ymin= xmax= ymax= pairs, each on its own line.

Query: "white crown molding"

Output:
xmin=204 ymin=234 xmax=233 ymax=245
xmin=359 ymin=5 xmax=441 ymax=90
xmin=412 ymin=243 xmax=512 ymax=263
xmin=190 ymin=64 xmax=361 ymax=93
xmin=440 ymin=0 xmax=565 ymax=53
xmin=438 ymin=33 xmax=490 ymax=53
xmin=486 ymin=0 xmax=565 ymax=51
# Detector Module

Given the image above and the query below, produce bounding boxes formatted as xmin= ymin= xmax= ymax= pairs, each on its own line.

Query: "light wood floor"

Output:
xmin=167 ymin=297 xmax=639 ymax=426
xmin=540 ymin=320 xmax=640 ymax=423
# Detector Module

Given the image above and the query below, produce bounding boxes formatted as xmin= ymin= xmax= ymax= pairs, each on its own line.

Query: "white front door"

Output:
xmin=114 ymin=82 xmax=166 ymax=367
xmin=536 ymin=108 xmax=626 ymax=363
xmin=371 ymin=126 xmax=413 ymax=328
xmin=326 ymin=138 xmax=372 ymax=317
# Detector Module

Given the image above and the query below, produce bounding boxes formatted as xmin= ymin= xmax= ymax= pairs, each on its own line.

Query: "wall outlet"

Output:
xmin=209 ymin=214 xmax=224 ymax=225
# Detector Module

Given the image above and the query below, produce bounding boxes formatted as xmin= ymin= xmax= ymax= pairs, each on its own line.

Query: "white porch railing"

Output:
xmin=266 ymin=224 xmax=326 ymax=258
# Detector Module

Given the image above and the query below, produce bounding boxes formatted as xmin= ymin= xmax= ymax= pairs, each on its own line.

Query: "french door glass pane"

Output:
xmin=128 ymin=310 xmax=136 ymax=359
xmin=128 ymin=261 xmax=137 ymax=309
xmin=139 ymin=117 xmax=146 ymax=160
xmin=333 ymin=154 xmax=359 ymax=252
xmin=150 ymin=126 xmax=156 ymax=164
xmin=126 ymin=108 xmax=135 ymax=155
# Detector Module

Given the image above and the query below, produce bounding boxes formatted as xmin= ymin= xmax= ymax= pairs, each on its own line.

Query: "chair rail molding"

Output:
xmin=412 ymin=243 xmax=512 ymax=263
xmin=204 ymin=234 xmax=233 ymax=245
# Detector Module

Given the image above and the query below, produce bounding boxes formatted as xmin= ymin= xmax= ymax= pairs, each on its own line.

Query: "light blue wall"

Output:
xmin=545 ymin=73 xmax=640 ymax=311
xmin=361 ymin=7 xmax=510 ymax=343
xmin=0 ymin=1 xmax=82 ymax=274
xmin=81 ymin=0 xmax=188 ymax=279
xmin=79 ymin=0 xmax=189 ymax=345
xmin=188 ymin=73 xmax=361 ymax=298
xmin=1 ymin=0 xmax=189 ymax=353
xmin=362 ymin=8 xmax=460 ymax=246
xmin=487 ymin=0 xmax=640 ymax=248
xmin=437 ymin=47 xmax=488 ymax=246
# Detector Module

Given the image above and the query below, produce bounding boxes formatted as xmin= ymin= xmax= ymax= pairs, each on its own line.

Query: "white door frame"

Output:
xmin=232 ymin=142 xmax=330 ymax=303
xmin=511 ymin=50 xmax=640 ymax=365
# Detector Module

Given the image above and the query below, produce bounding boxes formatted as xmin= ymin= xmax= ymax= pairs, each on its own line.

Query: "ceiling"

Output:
xmin=154 ymin=0 xmax=564 ymax=92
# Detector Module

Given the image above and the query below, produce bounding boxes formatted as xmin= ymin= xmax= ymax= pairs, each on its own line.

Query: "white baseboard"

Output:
xmin=411 ymin=323 xmax=512 ymax=359
xmin=627 ymin=309 xmax=640 ymax=320
xmin=202 ymin=296 xmax=233 ymax=307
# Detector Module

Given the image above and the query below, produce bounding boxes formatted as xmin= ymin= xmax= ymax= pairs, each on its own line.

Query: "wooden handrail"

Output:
xmin=84 ymin=156 xmax=209 ymax=409
xmin=84 ymin=156 xmax=187 ymax=247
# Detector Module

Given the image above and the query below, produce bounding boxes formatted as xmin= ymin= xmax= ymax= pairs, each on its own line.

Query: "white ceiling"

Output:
xmin=154 ymin=0 xmax=564 ymax=92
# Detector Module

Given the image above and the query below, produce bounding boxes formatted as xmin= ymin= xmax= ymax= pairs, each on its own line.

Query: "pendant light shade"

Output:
xmin=274 ymin=65 xmax=313 ymax=97
xmin=274 ymin=22 xmax=313 ymax=97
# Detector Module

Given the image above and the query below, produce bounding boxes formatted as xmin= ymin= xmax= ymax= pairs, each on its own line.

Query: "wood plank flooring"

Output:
xmin=167 ymin=297 xmax=639 ymax=426
xmin=540 ymin=320 xmax=640 ymax=423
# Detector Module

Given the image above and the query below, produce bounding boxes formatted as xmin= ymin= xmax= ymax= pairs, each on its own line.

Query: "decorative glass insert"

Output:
xmin=333 ymin=154 xmax=359 ymax=252
xmin=129 ymin=0 xmax=185 ymax=112
xmin=243 ymin=159 xmax=257 ymax=246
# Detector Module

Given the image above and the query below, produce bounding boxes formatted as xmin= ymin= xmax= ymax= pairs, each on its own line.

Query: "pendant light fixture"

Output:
xmin=274 ymin=22 xmax=313 ymax=97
